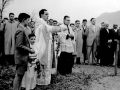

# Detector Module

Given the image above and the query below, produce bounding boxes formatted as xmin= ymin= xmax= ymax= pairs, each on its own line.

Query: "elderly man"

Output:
xmin=110 ymin=24 xmax=119 ymax=66
xmin=99 ymin=22 xmax=113 ymax=66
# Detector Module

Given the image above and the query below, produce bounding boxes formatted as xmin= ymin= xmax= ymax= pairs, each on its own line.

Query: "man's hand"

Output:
xmin=30 ymin=49 xmax=35 ymax=54
xmin=108 ymin=39 xmax=112 ymax=43
xmin=114 ymin=39 xmax=119 ymax=43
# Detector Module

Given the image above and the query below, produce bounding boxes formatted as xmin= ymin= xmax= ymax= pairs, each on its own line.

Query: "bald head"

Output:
xmin=104 ymin=22 xmax=109 ymax=29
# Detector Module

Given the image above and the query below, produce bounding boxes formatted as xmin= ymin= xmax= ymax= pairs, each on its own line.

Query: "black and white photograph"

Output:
xmin=1 ymin=0 xmax=120 ymax=90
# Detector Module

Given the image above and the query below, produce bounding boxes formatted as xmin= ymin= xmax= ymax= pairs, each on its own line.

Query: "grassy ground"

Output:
xmin=0 ymin=65 xmax=120 ymax=90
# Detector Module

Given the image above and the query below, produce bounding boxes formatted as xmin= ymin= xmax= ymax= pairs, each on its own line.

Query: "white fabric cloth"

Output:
xmin=76 ymin=26 xmax=83 ymax=58
xmin=21 ymin=44 xmax=37 ymax=90
xmin=58 ymin=24 xmax=74 ymax=53
xmin=34 ymin=18 xmax=53 ymax=85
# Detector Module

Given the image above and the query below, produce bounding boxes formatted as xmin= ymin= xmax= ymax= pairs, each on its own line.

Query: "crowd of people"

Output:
xmin=0 ymin=8 xmax=120 ymax=90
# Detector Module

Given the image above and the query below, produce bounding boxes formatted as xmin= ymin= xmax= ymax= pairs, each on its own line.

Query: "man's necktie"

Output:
xmin=67 ymin=25 xmax=70 ymax=34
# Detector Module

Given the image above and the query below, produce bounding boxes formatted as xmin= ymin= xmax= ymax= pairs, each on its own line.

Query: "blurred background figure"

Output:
xmin=4 ymin=13 xmax=18 ymax=65
xmin=53 ymin=20 xmax=58 ymax=26
xmin=82 ymin=19 xmax=87 ymax=64
xmin=0 ymin=16 xmax=4 ymax=63
xmin=49 ymin=19 xmax=54 ymax=26
xmin=75 ymin=20 xmax=83 ymax=64
xmin=101 ymin=22 xmax=105 ymax=29
xmin=2 ymin=17 xmax=8 ymax=23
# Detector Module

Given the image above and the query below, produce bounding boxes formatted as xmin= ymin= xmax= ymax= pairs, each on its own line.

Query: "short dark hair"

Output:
xmin=14 ymin=17 xmax=18 ymax=20
xmin=53 ymin=20 xmax=57 ymax=23
xmin=4 ymin=17 xmax=8 ymax=20
xmin=9 ymin=13 xmax=14 ymax=16
xmin=64 ymin=15 xmax=70 ymax=20
xmin=18 ymin=13 xmax=30 ymax=23
xmin=70 ymin=23 xmax=74 ymax=26
xmin=39 ymin=9 xmax=47 ymax=18
xmin=49 ymin=19 xmax=53 ymax=22
xmin=83 ymin=19 xmax=87 ymax=22
xmin=28 ymin=33 xmax=36 ymax=39
xmin=101 ymin=22 xmax=104 ymax=24
xmin=75 ymin=20 xmax=80 ymax=23
xmin=90 ymin=18 xmax=95 ymax=21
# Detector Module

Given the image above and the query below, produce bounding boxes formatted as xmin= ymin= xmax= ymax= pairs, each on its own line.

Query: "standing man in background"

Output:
xmin=85 ymin=18 xmax=100 ymax=65
xmin=82 ymin=19 xmax=87 ymax=64
xmin=4 ymin=13 xmax=18 ymax=65
xmin=75 ymin=20 xmax=83 ymax=64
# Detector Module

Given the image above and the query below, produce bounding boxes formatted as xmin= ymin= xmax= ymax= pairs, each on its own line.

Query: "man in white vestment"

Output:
xmin=34 ymin=9 xmax=61 ymax=85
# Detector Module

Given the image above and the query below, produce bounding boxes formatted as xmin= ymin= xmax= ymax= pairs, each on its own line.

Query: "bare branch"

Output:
xmin=1 ymin=0 xmax=14 ymax=18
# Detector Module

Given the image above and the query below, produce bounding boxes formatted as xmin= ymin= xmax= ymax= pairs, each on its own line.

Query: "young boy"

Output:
xmin=21 ymin=33 xmax=38 ymax=90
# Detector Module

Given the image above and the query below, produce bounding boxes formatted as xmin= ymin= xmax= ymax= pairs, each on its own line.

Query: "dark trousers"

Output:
xmin=57 ymin=52 xmax=74 ymax=75
xmin=13 ymin=74 xmax=24 ymax=90
xmin=100 ymin=45 xmax=114 ymax=66
xmin=13 ymin=65 xmax=27 ymax=90
xmin=3 ymin=55 xmax=15 ymax=65
xmin=82 ymin=38 xmax=87 ymax=62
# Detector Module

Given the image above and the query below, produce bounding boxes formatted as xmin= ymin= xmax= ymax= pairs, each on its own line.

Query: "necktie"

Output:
xmin=83 ymin=25 xmax=86 ymax=32
xmin=67 ymin=25 xmax=70 ymax=34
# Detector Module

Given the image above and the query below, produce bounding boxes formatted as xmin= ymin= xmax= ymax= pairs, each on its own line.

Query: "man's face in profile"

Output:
xmin=43 ymin=11 xmax=49 ymax=21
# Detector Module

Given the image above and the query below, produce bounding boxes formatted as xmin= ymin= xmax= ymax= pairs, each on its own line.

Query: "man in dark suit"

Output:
xmin=117 ymin=28 xmax=120 ymax=67
xmin=99 ymin=22 xmax=113 ymax=66
xmin=82 ymin=19 xmax=87 ymax=64
xmin=110 ymin=24 xmax=119 ymax=66
xmin=13 ymin=13 xmax=35 ymax=90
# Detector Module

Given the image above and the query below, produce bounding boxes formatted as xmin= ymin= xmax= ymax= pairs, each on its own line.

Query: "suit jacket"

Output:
xmin=14 ymin=24 xmax=32 ymax=65
xmin=82 ymin=25 xmax=87 ymax=40
xmin=110 ymin=29 xmax=119 ymax=51
xmin=110 ymin=29 xmax=119 ymax=40
xmin=85 ymin=25 xmax=100 ymax=46
xmin=100 ymin=28 xmax=113 ymax=48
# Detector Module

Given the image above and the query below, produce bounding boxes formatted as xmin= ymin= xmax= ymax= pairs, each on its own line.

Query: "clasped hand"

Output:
xmin=108 ymin=39 xmax=112 ymax=43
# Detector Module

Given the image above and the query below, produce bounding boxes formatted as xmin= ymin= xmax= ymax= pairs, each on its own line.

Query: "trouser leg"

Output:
xmin=13 ymin=73 xmax=24 ymax=90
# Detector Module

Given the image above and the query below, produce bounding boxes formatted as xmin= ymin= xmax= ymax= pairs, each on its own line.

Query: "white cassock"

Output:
xmin=34 ymin=18 xmax=57 ymax=85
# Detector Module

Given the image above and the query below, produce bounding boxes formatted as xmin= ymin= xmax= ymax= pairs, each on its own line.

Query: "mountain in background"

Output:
xmin=95 ymin=10 xmax=120 ymax=28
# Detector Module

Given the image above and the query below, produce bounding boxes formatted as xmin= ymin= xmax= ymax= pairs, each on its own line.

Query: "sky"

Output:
xmin=2 ymin=0 xmax=120 ymax=23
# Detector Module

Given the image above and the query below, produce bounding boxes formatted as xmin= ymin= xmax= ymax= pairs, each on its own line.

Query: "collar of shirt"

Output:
xmin=106 ymin=29 xmax=109 ymax=33
xmin=92 ymin=25 xmax=95 ymax=29
xmin=19 ymin=23 xmax=26 ymax=30
xmin=114 ymin=29 xmax=117 ymax=32
xmin=82 ymin=25 xmax=87 ymax=29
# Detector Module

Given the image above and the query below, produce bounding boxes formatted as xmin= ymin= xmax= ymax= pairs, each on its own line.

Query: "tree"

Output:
xmin=30 ymin=10 xmax=37 ymax=22
xmin=0 ymin=0 xmax=13 ymax=18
